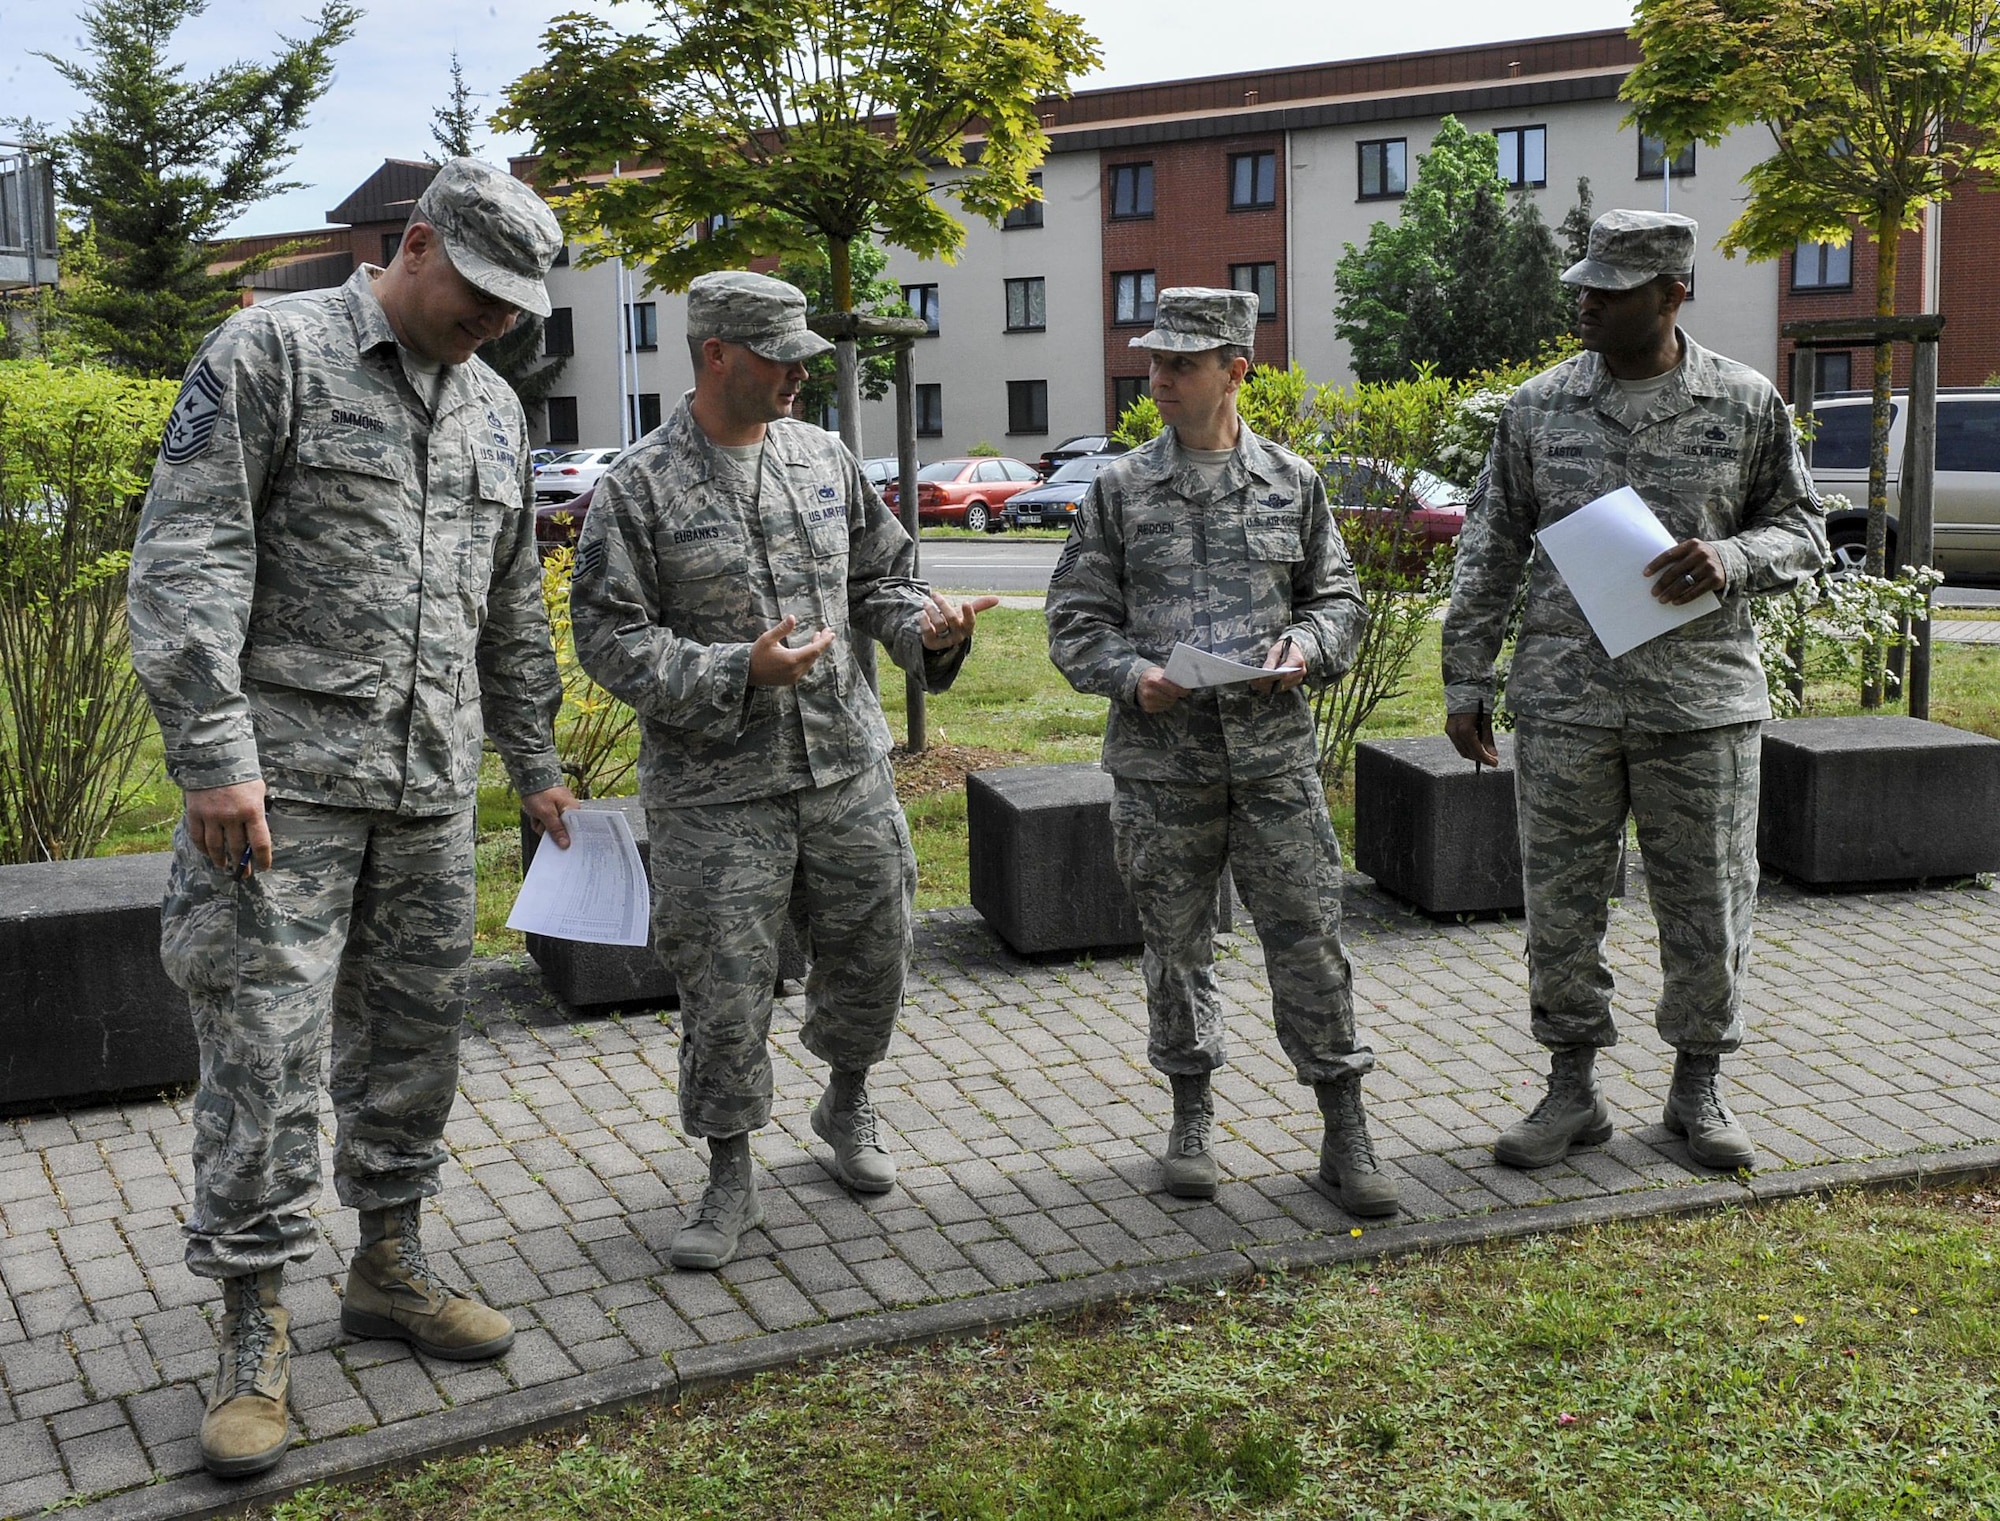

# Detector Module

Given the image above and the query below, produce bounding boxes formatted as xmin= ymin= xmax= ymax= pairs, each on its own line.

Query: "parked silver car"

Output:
xmin=1809 ymin=390 xmax=2000 ymax=578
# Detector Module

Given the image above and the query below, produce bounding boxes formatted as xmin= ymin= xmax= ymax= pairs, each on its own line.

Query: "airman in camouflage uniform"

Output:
xmin=127 ymin=159 xmax=575 ymax=1478
xmin=569 ymin=271 xmax=996 ymax=1271
xmin=1046 ymin=287 xmax=1398 ymax=1218
xmin=1442 ymin=210 xmax=1826 ymax=1174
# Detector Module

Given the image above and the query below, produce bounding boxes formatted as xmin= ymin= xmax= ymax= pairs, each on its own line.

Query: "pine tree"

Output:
xmin=429 ymin=53 xmax=481 ymax=162
xmin=37 ymin=0 xmax=361 ymax=378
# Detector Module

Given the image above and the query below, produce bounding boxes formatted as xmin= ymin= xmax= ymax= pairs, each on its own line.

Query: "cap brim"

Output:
xmin=1560 ymin=257 xmax=1663 ymax=292
xmin=1128 ymin=329 xmax=1227 ymax=352
xmin=746 ymin=330 xmax=835 ymax=362
xmin=438 ymin=237 xmax=553 ymax=318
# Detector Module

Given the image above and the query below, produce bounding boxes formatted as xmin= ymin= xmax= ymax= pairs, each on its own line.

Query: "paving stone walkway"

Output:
xmin=3 ymin=866 xmax=1998 ymax=1518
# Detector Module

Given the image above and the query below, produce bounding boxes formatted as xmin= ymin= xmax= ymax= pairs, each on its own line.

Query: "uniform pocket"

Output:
xmin=1244 ymin=523 xmax=1303 ymax=562
xmin=160 ymin=827 xmax=240 ymax=1000
xmin=240 ymin=640 xmax=387 ymax=777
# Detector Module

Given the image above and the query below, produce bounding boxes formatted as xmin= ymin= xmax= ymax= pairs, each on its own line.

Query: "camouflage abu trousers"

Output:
xmin=1514 ymin=718 xmax=1761 ymax=1054
xmin=645 ymin=756 xmax=915 ymax=1139
xmin=159 ymin=799 xmax=476 ymax=1280
xmin=1109 ymin=770 xmax=1374 ymax=1085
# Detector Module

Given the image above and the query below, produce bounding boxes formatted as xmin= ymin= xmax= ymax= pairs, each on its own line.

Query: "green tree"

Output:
xmin=1333 ymin=117 xmax=1584 ymax=382
xmin=1557 ymin=174 xmax=1595 ymax=270
xmin=1624 ymin=0 xmax=2000 ymax=610
xmin=775 ymin=236 xmax=904 ymax=427
xmin=36 ymin=0 xmax=362 ymax=379
xmin=480 ymin=315 xmax=567 ymax=426
xmin=428 ymin=51 xmax=482 ymax=162
xmin=495 ymin=0 xmax=1098 ymax=446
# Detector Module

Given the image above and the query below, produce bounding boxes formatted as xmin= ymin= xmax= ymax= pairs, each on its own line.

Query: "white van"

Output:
xmin=1809 ymin=390 xmax=2000 ymax=579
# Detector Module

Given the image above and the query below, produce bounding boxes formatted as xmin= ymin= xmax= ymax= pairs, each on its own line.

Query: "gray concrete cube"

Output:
xmin=966 ymin=764 xmax=1234 ymax=955
xmin=0 ymin=854 xmax=196 ymax=1113
xmin=519 ymin=797 xmax=805 ymax=1008
xmin=1758 ymin=716 xmax=2000 ymax=885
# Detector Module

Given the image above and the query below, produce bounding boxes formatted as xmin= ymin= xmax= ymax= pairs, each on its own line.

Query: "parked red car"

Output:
xmin=881 ymin=456 xmax=1043 ymax=533
xmin=1321 ymin=458 xmax=1467 ymax=581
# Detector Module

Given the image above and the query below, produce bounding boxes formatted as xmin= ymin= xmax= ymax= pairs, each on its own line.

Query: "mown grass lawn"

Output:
xmin=261 ymin=1184 xmax=2000 ymax=1520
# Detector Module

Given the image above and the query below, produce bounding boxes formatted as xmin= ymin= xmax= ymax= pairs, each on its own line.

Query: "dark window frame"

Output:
xmin=1814 ymin=351 xmax=1852 ymax=396
xmin=626 ymin=301 xmax=658 ymax=352
xmin=1112 ymin=269 xmax=1157 ymax=326
xmin=1792 ymin=239 xmax=1854 ymax=292
xmin=1637 ymin=134 xmax=1696 ymax=179
xmin=902 ymin=282 xmax=940 ymax=335
xmin=1229 ymin=261 xmax=1278 ymax=322
xmin=1004 ymin=276 xmax=1046 ymax=332
xmin=1003 ymin=171 xmax=1045 ymax=230
xmin=545 ymin=396 xmax=580 ymax=446
xmin=631 ymin=392 xmax=663 ymax=436
xmin=914 ymin=382 xmax=943 ymax=437
xmin=1113 ymin=375 xmax=1150 ymax=418
xmin=1228 ymin=150 xmax=1277 ymax=210
xmin=543 ymin=307 xmax=575 ymax=358
xmin=1109 ymin=162 xmax=1155 ymax=220
xmin=1356 ymin=138 xmax=1407 ymax=200
xmin=1494 ymin=124 xmax=1548 ymax=189
xmin=1007 ymin=379 xmax=1050 ymax=436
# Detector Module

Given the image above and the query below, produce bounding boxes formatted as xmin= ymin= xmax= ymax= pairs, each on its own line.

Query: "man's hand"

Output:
xmin=750 ymin=615 xmax=837 ymax=687
xmin=523 ymin=785 xmax=580 ymax=849
xmin=1644 ymin=538 xmax=1727 ymax=604
xmin=920 ymin=591 xmax=1000 ymax=651
xmin=185 ymin=779 xmax=272 ymax=877
xmin=1445 ymin=710 xmax=1499 ymax=769
xmin=1249 ymin=635 xmax=1308 ymax=695
xmin=1136 ymin=666 xmax=1190 ymax=713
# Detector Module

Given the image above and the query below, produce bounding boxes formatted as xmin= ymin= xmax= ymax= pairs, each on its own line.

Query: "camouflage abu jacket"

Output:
xmin=1443 ymin=332 xmax=1827 ymax=731
xmin=568 ymin=396 xmax=963 ymax=808
xmin=1045 ymin=422 xmax=1367 ymax=783
xmin=127 ymin=265 xmax=564 ymax=814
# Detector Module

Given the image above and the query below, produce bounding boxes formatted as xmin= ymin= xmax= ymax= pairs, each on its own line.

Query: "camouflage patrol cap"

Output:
xmin=1561 ymin=209 xmax=1699 ymax=291
xmin=1129 ymin=287 xmax=1259 ymax=352
xmin=686 ymin=270 xmax=835 ymax=362
xmin=414 ymin=158 xmax=564 ymax=318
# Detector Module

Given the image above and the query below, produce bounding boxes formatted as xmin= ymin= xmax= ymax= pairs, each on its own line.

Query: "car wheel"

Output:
xmin=964 ymin=502 xmax=990 ymax=533
xmin=1827 ymin=525 xmax=1893 ymax=578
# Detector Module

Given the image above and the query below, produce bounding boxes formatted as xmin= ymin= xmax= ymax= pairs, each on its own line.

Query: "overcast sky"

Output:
xmin=2 ymin=0 xmax=1635 ymax=238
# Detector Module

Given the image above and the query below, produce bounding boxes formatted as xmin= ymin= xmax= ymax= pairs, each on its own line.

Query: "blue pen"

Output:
xmin=235 ymin=844 xmax=255 ymax=881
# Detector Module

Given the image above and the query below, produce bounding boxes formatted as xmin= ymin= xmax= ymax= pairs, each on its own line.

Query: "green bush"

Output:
xmin=0 ymin=359 xmax=178 ymax=862
xmin=539 ymin=542 xmax=639 ymax=799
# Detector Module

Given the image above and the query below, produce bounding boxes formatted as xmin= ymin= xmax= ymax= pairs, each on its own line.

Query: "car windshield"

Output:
xmin=543 ymin=450 xmax=594 ymax=466
xmin=1409 ymin=470 xmax=1467 ymax=506
xmin=1048 ymin=456 xmax=1113 ymax=483
xmin=916 ymin=461 xmax=966 ymax=482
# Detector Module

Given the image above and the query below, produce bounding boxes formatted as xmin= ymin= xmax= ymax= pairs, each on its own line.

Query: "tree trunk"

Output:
xmin=828 ymin=236 xmax=874 ymax=694
xmin=1861 ymin=212 xmax=1899 ymax=709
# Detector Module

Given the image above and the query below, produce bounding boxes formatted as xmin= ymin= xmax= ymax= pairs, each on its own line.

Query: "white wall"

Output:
xmin=859 ymin=152 xmax=1105 ymax=462
xmin=537 ymin=255 xmax=690 ymax=450
xmin=1289 ymin=103 xmax=1782 ymax=386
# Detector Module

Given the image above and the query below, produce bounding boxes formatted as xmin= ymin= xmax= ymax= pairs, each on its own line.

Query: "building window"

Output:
xmin=626 ymin=302 xmax=658 ymax=351
xmin=1815 ymin=351 xmax=1852 ymax=394
xmin=1229 ymin=151 xmax=1276 ymax=209
xmin=543 ymin=307 xmax=574 ymax=358
xmin=546 ymin=396 xmax=579 ymax=445
xmin=380 ymin=231 xmax=402 ymax=265
xmin=1793 ymin=240 xmax=1853 ymax=291
xmin=551 ymin=243 xmax=570 ymax=267
xmin=701 ymin=211 xmax=733 ymax=239
xmin=1003 ymin=172 xmax=1044 ymax=229
xmin=1638 ymin=134 xmax=1696 ymax=179
xmin=1005 ymin=277 xmax=1046 ymax=332
xmin=915 ymin=383 xmax=943 ymax=436
xmin=1007 ymin=379 xmax=1049 ymax=435
xmin=1230 ymin=262 xmax=1278 ymax=321
xmin=1112 ymin=270 xmax=1157 ymax=325
xmin=1113 ymin=375 xmax=1150 ymax=419
xmin=1357 ymin=138 xmax=1407 ymax=200
xmin=1109 ymin=162 xmax=1154 ymax=219
xmin=1494 ymin=125 xmax=1547 ymax=189
xmin=630 ymin=392 xmax=662 ymax=436
xmin=902 ymin=283 xmax=940 ymax=334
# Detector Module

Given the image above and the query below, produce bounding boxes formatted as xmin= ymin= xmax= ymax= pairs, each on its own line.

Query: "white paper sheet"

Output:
xmin=1535 ymin=486 xmax=1722 ymax=659
xmin=505 ymin=808 xmax=650 ymax=946
xmin=1162 ymin=641 xmax=1275 ymax=689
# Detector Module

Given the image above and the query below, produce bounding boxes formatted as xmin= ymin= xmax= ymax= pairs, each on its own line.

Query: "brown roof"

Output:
xmin=326 ymin=159 xmax=439 ymax=227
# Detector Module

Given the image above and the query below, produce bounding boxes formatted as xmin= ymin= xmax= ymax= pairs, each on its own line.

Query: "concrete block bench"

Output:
xmin=1354 ymin=734 xmax=1624 ymax=917
xmin=0 ymin=853 xmax=197 ymax=1113
xmin=1758 ymin=716 xmax=2000 ymax=886
xmin=519 ymin=797 xmax=806 ymax=1009
xmin=966 ymin=763 xmax=1234 ymax=956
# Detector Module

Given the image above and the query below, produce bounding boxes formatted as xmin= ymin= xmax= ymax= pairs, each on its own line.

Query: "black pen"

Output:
xmin=1278 ymin=634 xmax=1297 ymax=679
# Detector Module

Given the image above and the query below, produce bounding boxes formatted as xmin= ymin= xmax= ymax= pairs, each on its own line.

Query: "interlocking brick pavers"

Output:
xmin=12 ymin=871 xmax=2000 ymax=1516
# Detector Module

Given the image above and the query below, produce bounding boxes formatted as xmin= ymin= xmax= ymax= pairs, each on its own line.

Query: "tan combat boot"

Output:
xmin=342 ymin=1201 xmax=516 ymax=1360
xmin=1161 ymin=1072 xmax=1220 ymax=1199
xmin=1314 ymin=1075 xmax=1401 ymax=1218
xmin=670 ymin=1133 xmax=764 ymax=1271
xmin=1494 ymin=1044 xmax=1613 ymax=1169
xmin=199 ymin=1268 xmax=291 ymax=1479
xmin=811 ymin=1068 xmax=897 ymax=1194
xmin=1663 ymin=1051 xmax=1757 ymax=1171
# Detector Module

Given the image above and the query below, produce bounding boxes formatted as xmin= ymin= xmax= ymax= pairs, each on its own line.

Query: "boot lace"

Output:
xmin=840 ymin=1089 xmax=883 ymax=1149
xmin=1172 ymin=1107 xmax=1212 ymax=1156
xmin=1324 ymin=1081 xmax=1379 ymax=1169
xmin=224 ymin=1297 xmax=276 ymax=1397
